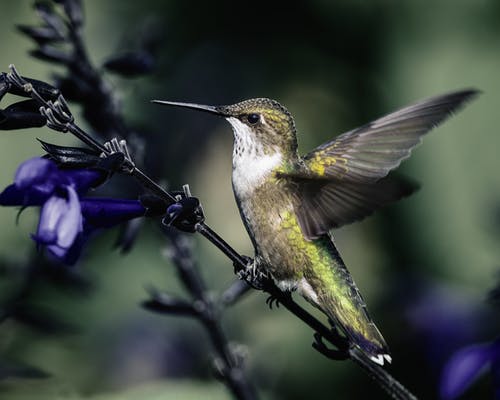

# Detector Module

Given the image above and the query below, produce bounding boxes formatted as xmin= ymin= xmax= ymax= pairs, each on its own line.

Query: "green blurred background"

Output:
xmin=1 ymin=0 xmax=499 ymax=399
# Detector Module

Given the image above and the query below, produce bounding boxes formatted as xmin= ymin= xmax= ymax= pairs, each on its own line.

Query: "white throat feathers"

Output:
xmin=226 ymin=117 xmax=282 ymax=198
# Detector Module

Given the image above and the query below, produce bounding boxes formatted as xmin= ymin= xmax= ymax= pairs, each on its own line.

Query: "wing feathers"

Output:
xmin=293 ymin=176 xmax=418 ymax=240
xmin=284 ymin=89 xmax=477 ymax=239
xmin=304 ymin=89 xmax=479 ymax=183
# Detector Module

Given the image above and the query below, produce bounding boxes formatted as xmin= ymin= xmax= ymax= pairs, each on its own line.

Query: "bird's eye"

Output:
xmin=247 ymin=113 xmax=260 ymax=125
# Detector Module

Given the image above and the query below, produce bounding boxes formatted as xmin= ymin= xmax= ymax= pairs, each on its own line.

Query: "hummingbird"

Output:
xmin=153 ymin=89 xmax=477 ymax=365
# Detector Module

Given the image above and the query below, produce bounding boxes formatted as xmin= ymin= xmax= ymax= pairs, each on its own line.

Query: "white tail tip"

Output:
xmin=369 ymin=354 xmax=392 ymax=366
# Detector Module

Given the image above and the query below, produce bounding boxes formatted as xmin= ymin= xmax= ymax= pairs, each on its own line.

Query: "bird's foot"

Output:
xmin=265 ymin=294 xmax=280 ymax=309
xmin=312 ymin=332 xmax=350 ymax=361
xmin=265 ymin=288 xmax=293 ymax=309
xmin=234 ymin=255 xmax=253 ymax=279
xmin=234 ymin=256 xmax=267 ymax=290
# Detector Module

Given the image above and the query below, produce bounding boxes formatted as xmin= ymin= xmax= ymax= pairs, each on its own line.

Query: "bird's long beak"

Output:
xmin=151 ymin=100 xmax=228 ymax=117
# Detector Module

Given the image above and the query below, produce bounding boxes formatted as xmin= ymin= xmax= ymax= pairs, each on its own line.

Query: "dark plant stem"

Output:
xmin=160 ymin=230 xmax=257 ymax=400
xmin=64 ymin=14 xmax=128 ymax=138
xmin=196 ymin=223 xmax=248 ymax=266
xmin=220 ymin=280 xmax=252 ymax=308
xmin=67 ymin=117 xmax=176 ymax=203
xmin=350 ymin=349 xmax=417 ymax=400
xmin=65 ymin=122 xmax=108 ymax=153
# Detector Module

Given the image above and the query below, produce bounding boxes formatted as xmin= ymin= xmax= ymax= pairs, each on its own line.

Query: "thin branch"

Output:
xmin=350 ymin=349 xmax=417 ymax=400
xmin=164 ymin=229 xmax=257 ymax=399
xmin=220 ymin=280 xmax=252 ymax=308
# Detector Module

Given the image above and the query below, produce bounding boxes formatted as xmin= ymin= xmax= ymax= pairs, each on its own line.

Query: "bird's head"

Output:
xmin=152 ymin=98 xmax=298 ymax=156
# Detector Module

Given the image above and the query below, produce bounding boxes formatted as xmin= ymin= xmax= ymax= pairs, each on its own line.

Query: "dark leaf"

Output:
xmin=0 ymin=100 xmax=47 ymax=130
xmin=30 ymin=46 xmax=73 ymax=65
xmin=142 ymin=290 xmax=197 ymax=316
xmin=17 ymin=24 xmax=64 ymax=45
xmin=114 ymin=217 xmax=144 ymax=253
xmin=5 ymin=99 xmax=41 ymax=113
xmin=52 ymin=74 xmax=91 ymax=102
xmin=34 ymin=1 xmax=66 ymax=38
xmin=82 ymin=103 xmax=119 ymax=135
xmin=39 ymin=139 xmax=102 ymax=167
xmin=6 ymin=76 xmax=60 ymax=100
xmin=0 ymin=76 xmax=8 ymax=101
xmin=103 ymin=51 xmax=155 ymax=77
xmin=55 ymin=0 xmax=84 ymax=28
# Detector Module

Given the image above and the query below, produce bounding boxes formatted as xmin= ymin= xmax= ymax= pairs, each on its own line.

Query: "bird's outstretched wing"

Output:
xmin=282 ymin=174 xmax=418 ymax=240
xmin=281 ymin=89 xmax=478 ymax=240
xmin=303 ymin=89 xmax=478 ymax=182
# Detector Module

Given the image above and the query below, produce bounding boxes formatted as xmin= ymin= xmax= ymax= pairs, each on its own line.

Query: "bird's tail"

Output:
xmin=319 ymin=292 xmax=391 ymax=365
xmin=302 ymin=242 xmax=391 ymax=365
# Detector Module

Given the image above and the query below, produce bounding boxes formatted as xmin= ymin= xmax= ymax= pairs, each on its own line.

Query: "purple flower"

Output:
xmin=405 ymin=284 xmax=486 ymax=370
xmin=1 ymin=157 xmax=102 ymax=206
xmin=0 ymin=157 xmax=147 ymax=264
xmin=440 ymin=338 xmax=500 ymax=399
xmin=34 ymin=185 xmax=83 ymax=258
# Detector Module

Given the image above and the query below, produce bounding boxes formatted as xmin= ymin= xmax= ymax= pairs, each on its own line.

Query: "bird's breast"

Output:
xmin=232 ymin=162 xmax=306 ymax=279
xmin=231 ymin=150 xmax=283 ymax=200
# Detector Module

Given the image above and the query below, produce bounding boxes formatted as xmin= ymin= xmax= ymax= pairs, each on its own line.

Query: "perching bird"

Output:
xmin=153 ymin=89 xmax=478 ymax=364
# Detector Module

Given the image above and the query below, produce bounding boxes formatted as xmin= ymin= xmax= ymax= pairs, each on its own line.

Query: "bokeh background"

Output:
xmin=1 ymin=1 xmax=499 ymax=399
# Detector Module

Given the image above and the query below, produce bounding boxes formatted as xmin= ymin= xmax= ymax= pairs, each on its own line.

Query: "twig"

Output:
xmin=349 ymin=349 xmax=417 ymax=400
xmin=149 ymin=228 xmax=257 ymax=400
xmin=220 ymin=280 xmax=252 ymax=308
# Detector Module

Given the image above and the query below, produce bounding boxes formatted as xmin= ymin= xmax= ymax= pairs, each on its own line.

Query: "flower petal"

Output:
xmin=35 ymin=186 xmax=82 ymax=253
xmin=81 ymin=198 xmax=145 ymax=228
xmin=63 ymin=168 xmax=105 ymax=193
xmin=47 ymin=243 xmax=69 ymax=258
xmin=14 ymin=157 xmax=56 ymax=189
xmin=37 ymin=194 xmax=69 ymax=243
xmin=44 ymin=232 xmax=87 ymax=265
xmin=54 ymin=186 xmax=82 ymax=249
xmin=440 ymin=343 xmax=492 ymax=399
xmin=2 ymin=158 xmax=105 ymax=209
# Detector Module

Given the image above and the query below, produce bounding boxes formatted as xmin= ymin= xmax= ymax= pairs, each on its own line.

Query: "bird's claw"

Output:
xmin=312 ymin=332 xmax=349 ymax=360
xmin=234 ymin=255 xmax=253 ymax=276
xmin=265 ymin=294 xmax=281 ymax=309
xmin=235 ymin=256 xmax=267 ymax=290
